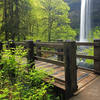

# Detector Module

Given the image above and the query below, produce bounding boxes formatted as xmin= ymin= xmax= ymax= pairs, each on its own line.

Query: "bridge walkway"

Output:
xmin=70 ymin=76 xmax=100 ymax=100
xmin=35 ymin=61 xmax=97 ymax=91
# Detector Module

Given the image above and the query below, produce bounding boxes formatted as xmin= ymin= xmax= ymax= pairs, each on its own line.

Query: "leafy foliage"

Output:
xmin=0 ymin=0 xmax=76 ymax=42
xmin=77 ymin=47 xmax=94 ymax=66
xmin=0 ymin=45 xmax=54 ymax=100
xmin=83 ymin=47 xmax=94 ymax=64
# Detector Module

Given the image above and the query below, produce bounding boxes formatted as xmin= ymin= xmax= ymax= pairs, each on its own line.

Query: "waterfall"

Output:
xmin=80 ymin=0 xmax=91 ymax=42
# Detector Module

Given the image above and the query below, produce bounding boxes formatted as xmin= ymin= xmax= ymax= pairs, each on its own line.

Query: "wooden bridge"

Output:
xmin=0 ymin=39 xmax=100 ymax=100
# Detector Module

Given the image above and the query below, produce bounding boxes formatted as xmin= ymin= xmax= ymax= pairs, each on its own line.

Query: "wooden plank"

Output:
xmin=64 ymin=41 xmax=78 ymax=97
xmin=78 ymin=68 xmax=93 ymax=74
xmin=36 ymin=40 xmax=41 ymax=56
xmin=35 ymin=56 xmax=64 ymax=66
xmin=35 ymin=63 xmax=48 ymax=67
xmin=76 ymin=54 xmax=99 ymax=60
xmin=94 ymin=39 xmax=100 ymax=74
xmin=44 ymin=77 xmax=65 ymax=90
xmin=38 ymin=50 xmax=64 ymax=55
xmin=51 ymin=67 xmax=64 ymax=73
xmin=76 ymin=42 xmax=100 ymax=47
xmin=76 ymin=42 xmax=94 ymax=46
xmin=57 ymin=39 xmax=64 ymax=61
xmin=45 ymin=73 xmax=96 ymax=91
xmin=78 ymin=73 xmax=97 ymax=89
xmin=35 ymin=61 xmax=97 ymax=93
xmin=35 ymin=42 xmax=63 ymax=49
xmin=78 ymin=66 xmax=94 ymax=72
xmin=26 ymin=40 xmax=35 ymax=69
xmin=77 ymin=71 xmax=87 ymax=81
xmin=35 ymin=61 xmax=45 ymax=65
xmin=52 ymin=71 xmax=64 ymax=78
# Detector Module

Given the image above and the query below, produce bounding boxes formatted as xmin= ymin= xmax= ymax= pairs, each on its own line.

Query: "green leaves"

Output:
xmin=0 ymin=0 xmax=76 ymax=42
xmin=0 ymin=45 xmax=54 ymax=99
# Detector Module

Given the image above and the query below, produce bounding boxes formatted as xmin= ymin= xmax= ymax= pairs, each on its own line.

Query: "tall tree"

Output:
xmin=0 ymin=0 xmax=76 ymax=41
xmin=0 ymin=0 xmax=32 ymax=41
xmin=39 ymin=0 xmax=76 ymax=41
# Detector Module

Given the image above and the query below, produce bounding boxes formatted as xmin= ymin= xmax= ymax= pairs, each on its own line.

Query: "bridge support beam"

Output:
xmin=64 ymin=40 xmax=78 ymax=99
xmin=57 ymin=39 xmax=63 ymax=61
xmin=36 ymin=40 xmax=41 ymax=57
xmin=94 ymin=39 xmax=100 ymax=74
xmin=26 ymin=40 xmax=35 ymax=69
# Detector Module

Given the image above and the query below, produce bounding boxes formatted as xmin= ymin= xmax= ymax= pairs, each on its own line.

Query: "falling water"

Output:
xmin=80 ymin=0 xmax=91 ymax=42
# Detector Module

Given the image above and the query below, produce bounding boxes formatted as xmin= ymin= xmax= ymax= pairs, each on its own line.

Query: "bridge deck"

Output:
xmin=35 ymin=61 xmax=97 ymax=91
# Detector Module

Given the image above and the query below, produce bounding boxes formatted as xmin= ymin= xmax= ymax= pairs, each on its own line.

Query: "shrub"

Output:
xmin=0 ymin=45 xmax=54 ymax=100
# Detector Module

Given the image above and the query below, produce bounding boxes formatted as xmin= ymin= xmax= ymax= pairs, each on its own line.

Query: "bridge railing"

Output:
xmin=0 ymin=40 xmax=77 ymax=98
xmin=0 ymin=39 xmax=100 ymax=98
xmin=34 ymin=40 xmax=77 ymax=97
xmin=76 ymin=40 xmax=100 ymax=74
xmin=34 ymin=41 xmax=64 ymax=66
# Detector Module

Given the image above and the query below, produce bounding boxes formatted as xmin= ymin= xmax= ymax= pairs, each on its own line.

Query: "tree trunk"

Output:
xmin=4 ymin=0 xmax=8 ymax=41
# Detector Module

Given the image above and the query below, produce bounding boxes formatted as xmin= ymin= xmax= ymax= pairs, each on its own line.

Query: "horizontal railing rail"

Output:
xmin=37 ymin=50 xmax=64 ymax=55
xmin=1 ymin=39 xmax=100 ymax=99
xmin=76 ymin=42 xmax=100 ymax=46
xmin=35 ymin=56 xmax=64 ymax=66
xmin=76 ymin=55 xmax=100 ymax=60
xmin=35 ymin=42 xmax=64 ymax=49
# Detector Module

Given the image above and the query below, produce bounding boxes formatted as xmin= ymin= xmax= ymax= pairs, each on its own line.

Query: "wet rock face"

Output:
xmin=92 ymin=0 xmax=100 ymax=27
xmin=64 ymin=0 xmax=100 ymax=29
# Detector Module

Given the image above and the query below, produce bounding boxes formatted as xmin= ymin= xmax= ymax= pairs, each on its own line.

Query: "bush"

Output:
xmin=0 ymin=45 xmax=54 ymax=100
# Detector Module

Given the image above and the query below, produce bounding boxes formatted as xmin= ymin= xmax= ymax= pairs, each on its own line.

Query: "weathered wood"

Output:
xmin=76 ymin=42 xmax=100 ymax=46
xmin=57 ymin=39 xmax=63 ymax=61
xmin=64 ymin=41 xmax=78 ymax=98
xmin=36 ymin=40 xmax=41 ymax=57
xmin=76 ymin=42 xmax=94 ymax=46
xmin=78 ymin=66 xmax=94 ymax=72
xmin=36 ymin=42 xmax=63 ymax=49
xmin=35 ymin=56 xmax=64 ymax=66
xmin=38 ymin=50 xmax=64 ymax=55
xmin=26 ymin=40 xmax=35 ymax=69
xmin=94 ymin=39 xmax=100 ymax=74
xmin=76 ymin=54 xmax=99 ymax=60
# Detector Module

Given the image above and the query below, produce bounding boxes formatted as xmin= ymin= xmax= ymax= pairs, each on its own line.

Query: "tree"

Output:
xmin=0 ymin=0 xmax=32 ymax=41
xmin=88 ymin=26 xmax=100 ymax=41
xmin=36 ymin=0 xmax=76 ymax=41
xmin=0 ymin=0 xmax=76 ymax=42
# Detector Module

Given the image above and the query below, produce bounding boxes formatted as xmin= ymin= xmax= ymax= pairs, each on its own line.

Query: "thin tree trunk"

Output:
xmin=4 ymin=0 xmax=8 ymax=41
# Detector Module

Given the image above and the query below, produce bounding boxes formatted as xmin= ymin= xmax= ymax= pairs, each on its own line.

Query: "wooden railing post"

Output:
xmin=36 ymin=40 xmax=41 ymax=57
xmin=0 ymin=41 xmax=3 ymax=60
xmin=57 ymin=39 xmax=63 ymax=61
xmin=26 ymin=40 xmax=35 ymax=69
xmin=94 ymin=39 xmax=100 ymax=74
xmin=64 ymin=40 xmax=78 ymax=98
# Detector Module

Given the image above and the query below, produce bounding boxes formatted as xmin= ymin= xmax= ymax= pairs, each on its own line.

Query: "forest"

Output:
xmin=0 ymin=1 xmax=77 ymax=99
xmin=0 ymin=0 xmax=100 ymax=99
xmin=0 ymin=0 xmax=77 ymax=42
xmin=0 ymin=0 xmax=100 ymax=42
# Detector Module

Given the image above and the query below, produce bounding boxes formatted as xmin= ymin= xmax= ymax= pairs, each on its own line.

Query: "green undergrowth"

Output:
xmin=78 ymin=47 xmax=94 ymax=66
xmin=0 ymin=45 xmax=58 ymax=100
